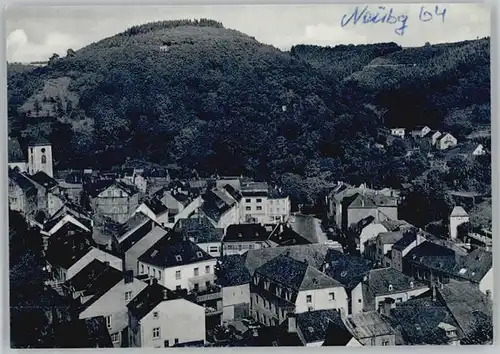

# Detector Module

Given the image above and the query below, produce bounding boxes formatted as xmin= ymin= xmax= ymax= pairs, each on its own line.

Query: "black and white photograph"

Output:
xmin=5 ymin=2 xmax=493 ymax=348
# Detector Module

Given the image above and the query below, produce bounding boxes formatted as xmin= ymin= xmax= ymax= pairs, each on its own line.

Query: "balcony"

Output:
xmin=192 ymin=285 xmax=222 ymax=303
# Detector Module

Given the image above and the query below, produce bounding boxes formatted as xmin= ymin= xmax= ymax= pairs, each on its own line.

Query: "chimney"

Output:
xmin=124 ymin=270 xmax=134 ymax=284
xmin=379 ymin=297 xmax=396 ymax=317
xmin=432 ymin=284 xmax=437 ymax=302
xmin=162 ymin=289 xmax=169 ymax=300
xmin=287 ymin=314 xmax=297 ymax=333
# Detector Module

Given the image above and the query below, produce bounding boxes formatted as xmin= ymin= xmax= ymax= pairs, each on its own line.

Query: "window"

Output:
xmin=105 ymin=316 xmax=112 ymax=329
xmin=209 ymin=246 xmax=218 ymax=253
xmin=174 ymin=338 xmax=179 ymax=345
xmin=41 ymin=155 xmax=47 ymax=164
xmin=153 ymin=327 xmax=160 ymax=339
xmin=140 ymin=264 xmax=144 ymax=273
xmin=358 ymin=299 xmax=362 ymax=303
xmin=238 ymin=244 xmax=242 ymax=251
xmin=206 ymin=281 xmax=211 ymax=288
xmin=306 ymin=295 xmax=312 ymax=303
xmin=153 ymin=311 xmax=159 ymax=319
xmin=246 ymin=206 xmax=251 ymax=211
xmin=382 ymin=340 xmax=389 ymax=346
xmin=194 ymin=267 xmax=199 ymax=276
xmin=176 ymin=285 xmax=181 ymax=290
xmin=396 ymin=297 xmax=402 ymax=303
xmin=388 ymin=284 xmax=393 ymax=291
xmin=256 ymin=206 xmax=262 ymax=211
xmin=111 ymin=332 xmax=120 ymax=343
xmin=147 ymin=266 xmax=150 ymax=274
xmin=245 ymin=199 xmax=251 ymax=203
xmin=256 ymin=199 xmax=262 ymax=203
xmin=30 ymin=148 xmax=33 ymax=153
xmin=194 ymin=283 xmax=199 ymax=291
xmin=329 ymin=292 xmax=335 ymax=301
xmin=205 ymin=265 xmax=210 ymax=274
xmin=164 ymin=340 xmax=170 ymax=347
xmin=125 ymin=291 xmax=132 ymax=302
xmin=158 ymin=271 xmax=161 ymax=280
xmin=175 ymin=255 xmax=182 ymax=262
xmin=196 ymin=251 xmax=203 ymax=258
xmin=486 ymin=290 xmax=492 ymax=298
xmin=175 ymin=270 xmax=181 ymax=280
xmin=153 ymin=269 xmax=156 ymax=277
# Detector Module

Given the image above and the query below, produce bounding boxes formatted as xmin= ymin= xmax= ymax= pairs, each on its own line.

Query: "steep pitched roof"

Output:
xmin=288 ymin=214 xmax=325 ymax=244
xmin=366 ymin=267 xmax=427 ymax=295
xmin=245 ymin=244 xmax=331 ymax=276
xmin=9 ymin=170 xmax=37 ymax=192
xmin=456 ymin=248 xmax=492 ymax=283
xmin=451 ymin=206 xmax=468 ymax=217
xmin=437 ymin=280 xmax=492 ymax=336
xmin=218 ymin=254 xmax=251 ymax=287
xmin=127 ymin=282 xmax=193 ymax=320
xmin=323 ymin=317 xmax=356 ymax=346
xmin=376 ymin=231 xmax=404 ymax=245
xmin=255 ymin=254 xmax=342 ymax=291
xmin=345 ymin=311 xmax=394 ymax=339
xmin=142 ymin=198 xmax=168 ymax=216
xmin=29 ymin=171 xmax=58 ymax=190
xmin=174 ymin=216 xmax=223 ymax=243
xmin=392 ymin=232 xmax=417 ymax=251
xmin=324 ymin=253 xmax=374 ymax=291
xmin=388 ymin=297 xmax=460 ymax=345
xmin=404 ymin=241 xmax=459 ymax=273
xmin=380 ymin=219 xmax=412 ymax=231
xmin=223 ymin=223 xmax=271 ymax=243
xmin=138 ymin=234 xmax=213 ymax=268
xmin=268 ymin=224 xmax=312 ymax=246
xmin=297 ymin=309 xmax=346 ymax=344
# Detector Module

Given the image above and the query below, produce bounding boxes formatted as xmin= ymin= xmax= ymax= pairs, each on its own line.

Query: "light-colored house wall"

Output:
xmin=479 ymin=268 xmax=493 ymax=298
xmin=138 ymin=259 xmax=217 ymax=292
xmin=79 ymin=278 xmax=148 ymax=347
xmin=137 ymin=299 xmax=206 ymax=348
xmin=135 ymin=204 xmax=169 ymax=227
xmin=295 ymin=287 xmax=348 ymax=315
xmin=449 ymin=215 xmax=469 ymax=239
xmin=222 ymin=284 xmax=250 ymax=322
xmin=28 ymin=144 xmax=54 ymax=177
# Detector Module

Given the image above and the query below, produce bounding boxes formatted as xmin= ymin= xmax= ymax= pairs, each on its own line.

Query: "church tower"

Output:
xmin=27 ymin=141 xmax=54 ymax=177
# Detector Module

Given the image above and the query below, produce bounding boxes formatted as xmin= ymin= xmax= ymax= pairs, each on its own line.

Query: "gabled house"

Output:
xmin=127 ymin=281 xmax=206 ymax=347
xmin=124 ymin=226 xmax=168 ymax=275
xmin=449 ymin=206 xmax=469 ymax=240
xmin=390 ymin=231 xmax=426 ymax=272
xmin=120 ymin=168 xmax=147 ymax=193
xmin=47 ymin=245 xmax=122 ymax=285
xmin=410 ymin=125 xmax=431 ymax=138
xmin=63 ymin=259 xmax=124 ymax=306
xmin=201 ymin=188 xmax=240 ymax=231
xmin=91 ymin=181 xmax=140 ymax=223
xmin=390 ymin=128 xmax=406 ymax=138
xmin=267 ymin=222 xmax=313 ymax=247
xmin=221 ymin=223 xmax=275 ymax=256
xmin=134 ymin=198 xmax=169 ymax=227
xmin=374 ymin=231 xmax=405 ymax=266
xmin=387 ymin=281 xmax=492 ymax=345
xmin=174 ymin=216 xmax=224 ymax=257
xmin=8 ymin=170 xmax=38 ymax=216
xmin=26 ymin=171 xmax=62 ymax=215
xmin=154 ymin=188 xmax=190 ymax=214
xmin=286 ymin=213 xmax=328 ymax=244
xmin=344 ymin=310 xmax=395 ymax=346
xmin=251 ymin=254 xmax=348 ymax=327
xmin=341 ymin=192 xmax=398 ymax=232
xmin=437 ymin=133 xmax=458 ymax=150
xmin=351 ymin=267 xmax=428 ymax=314
xmin=110 ymin=212 xmax=158 ymax=254
xmin=322 ymin=253 xmax=374 ymax=314
xmin=41 ymin=212 xmax=93 ymax=251
xmin=8 ymin=137 xmax=27 ymax=172
xmin=79 ymin=271 xmax=148 ymax=347
xmin=137 ymin=235 xmax=217 ymax=293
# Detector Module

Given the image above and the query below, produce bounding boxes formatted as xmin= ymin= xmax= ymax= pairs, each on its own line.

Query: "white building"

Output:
xmin=437 ymin=133 xmax=458 ymax=150
xmin=128 ymin=282 xmax=206 ymax=347
xmin=137 ymin=237 xmax=217 ymax=293
xmin=390 ymin=128 xmax=406 ymax=138
xmin=27 ymin=141 xmax=54 ymax=178
xmin=351 ymin=267 xmax=429 ymax=314
xmin=449 ymin=206 xmax=469 ymax=240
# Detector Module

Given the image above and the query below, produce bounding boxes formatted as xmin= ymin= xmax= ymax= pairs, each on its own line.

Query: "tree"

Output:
xmin=33 ymin=99 xmax=42 ymax=117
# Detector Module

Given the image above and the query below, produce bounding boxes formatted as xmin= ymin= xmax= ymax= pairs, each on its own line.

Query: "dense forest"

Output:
xmin=7 ymin=19 xmax=491 ymax=215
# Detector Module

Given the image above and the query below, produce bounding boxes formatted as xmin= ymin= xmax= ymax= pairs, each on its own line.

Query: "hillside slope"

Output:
xmin=7 ymin=20 xmax=490 ymax=204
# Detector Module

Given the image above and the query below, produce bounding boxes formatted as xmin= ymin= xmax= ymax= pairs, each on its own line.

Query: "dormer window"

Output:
xmin=175 ymin=255 xmax=182 ymax=262
xmin=196 ymin=251 xmax=203 ymax=258
xmin=41 ymin=155 xmax=47 ymax=164
xmin=410 ymin=281 xmax=414 ymax=288
xmin=151 ymin=250 xmax=158 ymax=257
xmin=388 ymin=284 xmax=393 ymax=291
